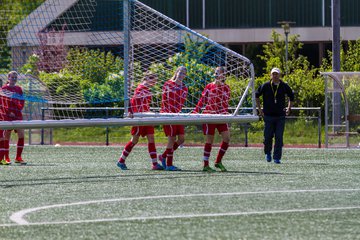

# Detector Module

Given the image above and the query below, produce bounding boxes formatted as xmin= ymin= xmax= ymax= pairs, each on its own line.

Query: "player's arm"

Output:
xmin=225 ymin=85 xmax=231 ymax=102
xmin=179 ymin=86 xmax=188 ymax=109
xmin=285 ymin=84 xmax=295 ymax=116
xmin=161 ymin=82 xmax=169 ymax=112
xmin=194 ymin=86 xmax=208 ymax=113
xmin=286 ymin=100 xmax=293 ymax=116
xmin=127 ymin=98 xmax=134 ymax=117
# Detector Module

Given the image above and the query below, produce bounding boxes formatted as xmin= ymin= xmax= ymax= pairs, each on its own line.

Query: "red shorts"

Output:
xmin=131 ymin=126 xmax=155 ymax=137
xmin=202 ymin=123 xmax=229 ymax=135
xmin=163 ymin=125 xmax=185 ymax=137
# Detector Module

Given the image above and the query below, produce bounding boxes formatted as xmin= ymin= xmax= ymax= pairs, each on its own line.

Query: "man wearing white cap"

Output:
xmin=255 ymin=67 xmax=294 ymax=164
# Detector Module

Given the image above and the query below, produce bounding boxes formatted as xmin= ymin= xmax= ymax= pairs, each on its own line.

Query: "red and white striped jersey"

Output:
xmin=130 ymin=84 xmax=152 ymax=113
xmin=161 ymin=80 xmax=188 ymax=113
xmin=0 ymin=85 xmax=25 ymax=120
xmin=194 ymin=82 xmax=230 ymax=114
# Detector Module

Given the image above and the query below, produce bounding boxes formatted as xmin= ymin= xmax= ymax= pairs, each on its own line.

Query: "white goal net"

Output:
xmin=0 ymin=0 xmax=257 ymax=129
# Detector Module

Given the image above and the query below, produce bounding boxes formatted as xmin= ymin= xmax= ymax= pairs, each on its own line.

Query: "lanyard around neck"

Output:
xmin=271 ymin=81 xmax=279 ymax=103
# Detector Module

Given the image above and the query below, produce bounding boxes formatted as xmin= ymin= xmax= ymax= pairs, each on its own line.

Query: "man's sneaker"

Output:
xmin=152 ymin=163 xmax=164 ymax=170
xmin=274 ymin=159 xmax=281 ymax=164
xmin=165 ymin=165 xmax=181 ymax=171
xmin=0 ymin=159 xmax=10 ymax=165
xmin=117 ymin=162 xmax=128 ymax=170
xmin=265 ymin=154 xmax=272 ymax=162
xmin=214 ymin=162 xmax=227 ymax=172
xmin=158 ymin=154 xmax=166 ymax=168
xmin=203 ymin=166 xmax=216 ymax=172
xmin=15 ymin=158 xmax=27 ymax=165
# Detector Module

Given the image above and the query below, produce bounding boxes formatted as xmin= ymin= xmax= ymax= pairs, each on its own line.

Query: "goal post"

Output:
xmin=0 ymin=0 xmax=258 ymax=129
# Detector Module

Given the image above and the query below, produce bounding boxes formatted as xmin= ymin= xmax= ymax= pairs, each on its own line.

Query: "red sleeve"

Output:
xmin=222 ymin=85 xmax=231 ymax=113
xmin=161 ymin=82 xmax=168 ymax=112
xmin=194 ymin=85 xmax=209 ymax=113
xmin=179 ymin=86 xmax=188 ymax=109
xmin=226 ymin=85 xmax=231 ymax=102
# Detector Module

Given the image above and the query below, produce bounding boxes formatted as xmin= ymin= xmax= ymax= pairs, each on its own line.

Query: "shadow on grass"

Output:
xmin=0 ymin=163 xmax=58 ymax=167
xmin=0 ymin=170 xmax=287 ymax=189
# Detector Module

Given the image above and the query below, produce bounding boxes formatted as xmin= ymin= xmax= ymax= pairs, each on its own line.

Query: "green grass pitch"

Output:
xmin=0 ymin=145 xmax=359 ymax=239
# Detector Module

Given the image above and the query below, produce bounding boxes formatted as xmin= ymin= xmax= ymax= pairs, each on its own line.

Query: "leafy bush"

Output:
xmin=39 ymin=71 xmax=83 ymax=102
xmin=344 ymin=77 xmax=360 ymax=114
xmin=257 ymin=30 xmax=325 ymax=113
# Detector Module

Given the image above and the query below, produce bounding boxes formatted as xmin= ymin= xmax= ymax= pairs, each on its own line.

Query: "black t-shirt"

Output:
xmin=255 ymin=80 xmax=294 ymax=117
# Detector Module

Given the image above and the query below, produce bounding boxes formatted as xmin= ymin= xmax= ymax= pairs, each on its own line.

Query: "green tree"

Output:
xmin=257 ymin=30 xmax=324 ymax=110
xmin=0 ymin=0 xmax=44 ymax=71
xmin=321 ymin=39 xmax=360 ymax=72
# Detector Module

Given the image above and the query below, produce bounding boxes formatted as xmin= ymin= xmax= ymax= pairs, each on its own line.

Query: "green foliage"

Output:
xmin=66 ymin=48 xmax=123 ymax=85
xmin=0 ymin=0 xmax=45 ymax=70
xmin=136 ymin=34 xmax=218 ymax=109
xmin=39 ymin=71 xmax=83 ymax=101
xmin=20 ymin=54 xmax=40 ymax=75
xmin=257 ymin=30 xmax=325 ymax=111
xmin=321 ymin=39 xmax=360 ymax=72
xmin=82 ymin=73 xmax=124 ymax=106
xmin=258 ymin=31 xmax=306 ymax=74
xmin=320 ymin=39 xmax=360 ymax=118
xmin=35 ymin=48 xmax=126 ymax=106
xmin=284 ymin=69 xmax=324 ymax=109
xmin=342 ymin=39 xmax=360 ymax=71
xmin=344 ymin=77 xmax=360 ymax=114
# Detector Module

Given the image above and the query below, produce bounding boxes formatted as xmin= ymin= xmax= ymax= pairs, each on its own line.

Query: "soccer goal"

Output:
xmin=321 ymin=72 xmax=360 ymax=148
xmin=0 ymin=0 xmax=258 ymax=130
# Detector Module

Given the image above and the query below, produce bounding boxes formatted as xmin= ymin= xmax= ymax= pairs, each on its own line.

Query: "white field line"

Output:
xmin=3 ymin=188 xmax=360 ymax=227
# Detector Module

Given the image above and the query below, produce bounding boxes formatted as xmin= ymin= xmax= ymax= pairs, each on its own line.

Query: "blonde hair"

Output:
xmin=170 ymin=66 xmax=186 ymax=81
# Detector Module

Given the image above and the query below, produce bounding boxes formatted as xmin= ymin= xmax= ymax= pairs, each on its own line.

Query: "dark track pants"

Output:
xmin=263 ymin=115 xmax=286 ymax=160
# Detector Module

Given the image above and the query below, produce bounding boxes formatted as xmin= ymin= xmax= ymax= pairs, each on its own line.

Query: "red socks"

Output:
xmin=16 ymin=138 xmax=24 ymax=159
xmin=203 ymin=143 xmax=212 ymax=166
xmin=148 ymin=142 xmax=158 ymax=165
xmin=215 ymin=141 xmax=229 ymax=164
xmin=0 ymin=139 xmax=5 ymax=161
xmin=4 ymin=139 xmax=9 ymax=160
xmin=119 ymin=141 xmax=135 ymax=163
xmin=162 ymin=142 xmax=180 ymax=159
xmin=166 ymin=148 xmax=174 ymax=166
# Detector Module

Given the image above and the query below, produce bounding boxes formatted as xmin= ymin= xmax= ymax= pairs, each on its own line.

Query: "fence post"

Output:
xmin=318 ymin=108 xmax=321 ymax=148
xmin=106 ymin=107 xmax=109 ymax=146
xmin=244 ymin=123 xmax=248 ymax=147
xmin=41 ymin=108 xmax=45 ymax=145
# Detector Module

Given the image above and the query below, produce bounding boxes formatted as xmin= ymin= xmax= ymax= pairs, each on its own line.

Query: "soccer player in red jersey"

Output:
xmin=159 ymin=66 xmax=188 ymax=171
xmin=193 ymin=66 xmax=230 ymax=172
xmin=117 ymin=71 xmax=164 ymax=171
xmin=0 ymin=71 xmax=26 ymax=165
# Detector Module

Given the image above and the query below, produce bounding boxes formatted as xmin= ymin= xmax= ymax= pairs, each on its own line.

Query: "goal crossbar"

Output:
xmin=0 ymin=115 xmax=259 ymax=130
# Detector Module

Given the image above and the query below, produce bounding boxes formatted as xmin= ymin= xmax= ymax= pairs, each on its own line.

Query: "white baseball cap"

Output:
xmin=271 ymin=67 xmax=281 ymax=74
